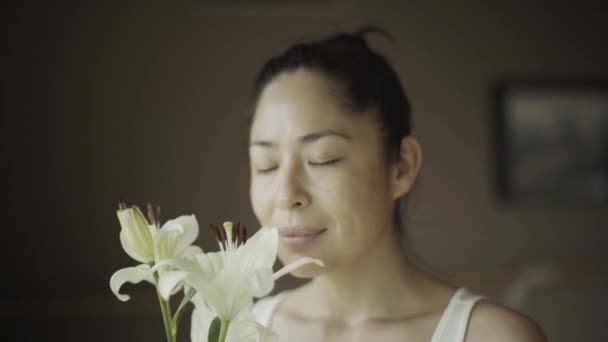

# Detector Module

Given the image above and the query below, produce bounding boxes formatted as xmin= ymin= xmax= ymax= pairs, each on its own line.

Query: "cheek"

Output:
xmin=326 ymin=163 xmax=392 ymax=243
xmin=329 ymin=161 xmax=389 ymax=213
xmin=250 ymin=177 xmax=271 ymax=225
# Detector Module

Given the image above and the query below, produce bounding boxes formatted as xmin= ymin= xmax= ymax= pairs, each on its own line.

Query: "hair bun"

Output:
xmin=325 ymin=26 xmax=393 ymax=49
xmin=327 ymin=33 xmax=369 ymax=48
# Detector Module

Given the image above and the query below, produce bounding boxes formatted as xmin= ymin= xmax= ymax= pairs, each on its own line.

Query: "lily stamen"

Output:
xmin=233 ymin=222 xmax=248 ymax=245
xmin=210 ymin=222 xmax=249 ymax=253
xmin=118 ymin=200 xmax=132 ymax=211
xmin=146 ymin=203 xmax=161 ymax=228
xmin=209 ymin=224 xmax=226 ymax=252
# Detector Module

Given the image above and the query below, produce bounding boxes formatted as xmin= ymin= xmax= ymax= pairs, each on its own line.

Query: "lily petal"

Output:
xmin=191 ymin=304 xmax=216 ymax=342
xmin=199 ymin=279 xmax=248 ymax=320
xmin=254 ymin=323 xmax=281 ymax=342
xmin=153 ymin=216 xmax=199 ymax=261
xmin=225 ymin=319 xmax=259 ymax=342
xmin=153 ymin=226 xmax=182 ymax=261
xmin=246 ymin=267 xmax=275 ymax=298
xmin=168 ymin=214 xmax=200 ymax=254
xmin=190 ymin=290 xmax=208 ymax=310
xmin=117 ymin=207 xmax=154 ymax=263
xmin=226 ymin=319 xmax=280 ymax=342
xmin=119 ymin=230 xmax=151 ymax=264
xmin=109 ymin=264 xmax=152 ymax=302
xmin=237 ymin=227 xmax=278 ymax=271
xmin=180 ymin=245 xmax=203 ymax=258
xmin=157 ymin=270 xmax=189 ymax=300
xmin=273 ymin=257 xmax=324 ymax=280
xmin=153 ymin=258 xmax=220 ymax=305
xmin=194 ymin=251 xmax=225 ymax=279
xmin=153 ymin=257 xmax=201 ymax=275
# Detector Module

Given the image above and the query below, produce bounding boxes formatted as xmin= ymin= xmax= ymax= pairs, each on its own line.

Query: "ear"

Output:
xmin=390 ymin=136 xmax=422 ymax=199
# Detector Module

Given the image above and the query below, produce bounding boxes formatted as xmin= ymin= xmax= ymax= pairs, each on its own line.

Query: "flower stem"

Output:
xmin=154 ymin=272 xmax=175 ymax=342
xmin=218 ymin=319 xmax=230 ymax=342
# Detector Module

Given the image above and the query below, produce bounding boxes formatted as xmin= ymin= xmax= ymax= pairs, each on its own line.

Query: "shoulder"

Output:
xmin=466 ymin=301 xmax=548 ymax=342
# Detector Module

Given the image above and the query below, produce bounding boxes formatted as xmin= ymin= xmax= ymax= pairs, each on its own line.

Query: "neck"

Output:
xmin=303 ymin=228 xmax=448 ymax=323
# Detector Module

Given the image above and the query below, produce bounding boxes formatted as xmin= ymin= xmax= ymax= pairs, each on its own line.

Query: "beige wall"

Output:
xmin=353 ymin=1 xmax=608 ymax=271
xmin=3 ymin=1 xmax=606 ymax=340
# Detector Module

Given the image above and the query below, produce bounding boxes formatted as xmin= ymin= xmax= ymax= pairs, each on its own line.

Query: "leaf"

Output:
xmin=171 ymin=287 xmax=197 ymax=335
xmin=207 ymin=316 xmax=221 ymax=342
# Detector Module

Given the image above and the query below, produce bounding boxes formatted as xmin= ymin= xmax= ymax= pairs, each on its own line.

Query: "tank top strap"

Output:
xmin=430 ymin=288 xmax=485 ymax=342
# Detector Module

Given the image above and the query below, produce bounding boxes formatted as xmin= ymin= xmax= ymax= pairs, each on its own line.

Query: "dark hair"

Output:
xmin=247 ymin=27 xmax=413 ymax=233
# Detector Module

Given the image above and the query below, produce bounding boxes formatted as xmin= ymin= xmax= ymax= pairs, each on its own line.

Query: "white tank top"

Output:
xmin=252 ymin=287 xmax=484 ymax=342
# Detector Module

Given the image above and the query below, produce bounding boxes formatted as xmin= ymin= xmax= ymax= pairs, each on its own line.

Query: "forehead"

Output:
xmin=251 ymin=69 xmax=373 ymax=141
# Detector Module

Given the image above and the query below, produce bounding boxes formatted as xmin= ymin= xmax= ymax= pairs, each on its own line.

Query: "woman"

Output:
xmin=248 ymin=28 xmax=547 ymax=342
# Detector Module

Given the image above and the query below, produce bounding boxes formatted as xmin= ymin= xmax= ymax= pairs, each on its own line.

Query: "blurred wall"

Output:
xmin=359 ymin=1 xmax=608 ymax=271
xmin=2 ymin=1 xmax=606 ymax=341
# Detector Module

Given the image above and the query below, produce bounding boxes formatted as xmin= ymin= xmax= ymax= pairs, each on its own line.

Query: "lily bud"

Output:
xmin=117 ymin=203 xmax=154 ymax=263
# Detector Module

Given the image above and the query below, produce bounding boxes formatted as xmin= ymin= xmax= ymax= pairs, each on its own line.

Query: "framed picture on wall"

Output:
xmin=493 ymin=80 xmax=608 ymax=205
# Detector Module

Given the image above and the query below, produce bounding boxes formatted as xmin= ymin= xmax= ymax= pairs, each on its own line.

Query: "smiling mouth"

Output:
xmin=279 ymin=227 xmax=327 ymax=249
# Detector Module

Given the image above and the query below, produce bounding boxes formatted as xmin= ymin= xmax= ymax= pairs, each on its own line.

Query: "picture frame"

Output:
xmin=493 ymin=79 xmax=608 ymax=205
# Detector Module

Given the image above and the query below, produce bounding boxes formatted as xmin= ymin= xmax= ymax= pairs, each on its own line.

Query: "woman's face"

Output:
xmin=249 ymin=69 xmax=398 ymax=277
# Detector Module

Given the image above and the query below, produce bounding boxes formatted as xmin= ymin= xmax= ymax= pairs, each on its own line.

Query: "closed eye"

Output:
xmin=255 ymin=158 xmax=343 ymax=174
xmin=308 ymin=158 xmax=343 ymax=167
xmin=256 ymin=166 xmax=278 ymax=174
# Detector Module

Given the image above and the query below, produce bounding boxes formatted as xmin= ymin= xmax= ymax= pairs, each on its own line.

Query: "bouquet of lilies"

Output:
xmin=110 ymin=202 xmax=323 ymax=342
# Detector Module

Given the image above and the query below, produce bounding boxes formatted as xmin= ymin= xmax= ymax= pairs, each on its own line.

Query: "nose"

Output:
xmin=273 ymin=160 xmax=311 ymax=210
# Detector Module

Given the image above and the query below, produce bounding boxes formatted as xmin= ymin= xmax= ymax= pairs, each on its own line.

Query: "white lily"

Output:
xmin=190 ymin=292 xmax=279 ymax=342
xmin=156 ymin=222 xmax=323 ymax=321
xmin=110 ymin=202 xmax=202 ymax=302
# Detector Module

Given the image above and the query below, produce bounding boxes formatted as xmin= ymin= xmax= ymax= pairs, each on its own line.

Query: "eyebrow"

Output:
xmin=250 ymin=129 xmax=351 ymax=148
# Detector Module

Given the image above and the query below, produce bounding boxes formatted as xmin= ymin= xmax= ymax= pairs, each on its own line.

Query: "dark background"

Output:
xmin=2 ymin=1 xmax=607 ymax=341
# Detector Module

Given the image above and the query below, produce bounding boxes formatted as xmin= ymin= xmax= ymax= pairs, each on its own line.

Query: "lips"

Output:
xmin=278 ymin=226 xmax=326 ymax=237
xmin=278 ymin=226 xmax=326 ymax=249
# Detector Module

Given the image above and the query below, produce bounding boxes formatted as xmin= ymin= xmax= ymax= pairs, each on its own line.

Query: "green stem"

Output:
xmin=218 ymin=319 xmax=230 ymax=342
xmin=154 ymin=272 xmax=175 ymax=342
